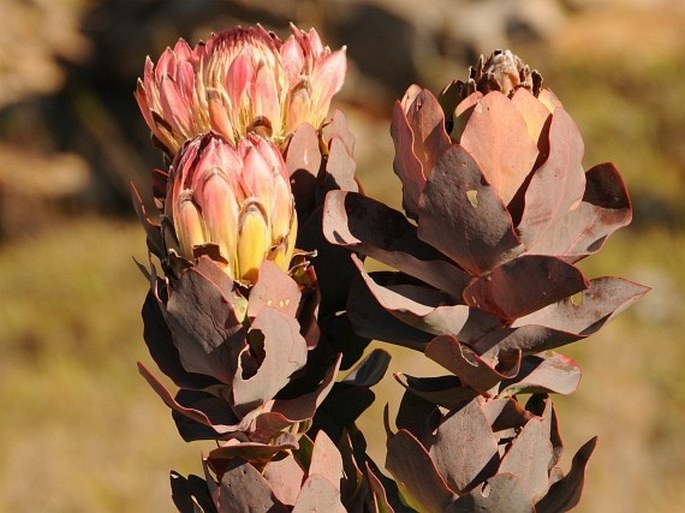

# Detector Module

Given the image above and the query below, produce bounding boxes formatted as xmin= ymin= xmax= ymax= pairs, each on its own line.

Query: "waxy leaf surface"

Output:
xmin=417 ymin=144 xmax=524 ymax=275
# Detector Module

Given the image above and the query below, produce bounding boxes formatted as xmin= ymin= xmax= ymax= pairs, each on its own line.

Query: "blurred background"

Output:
xmin=1 ymin=0 xmax=683 ymax=511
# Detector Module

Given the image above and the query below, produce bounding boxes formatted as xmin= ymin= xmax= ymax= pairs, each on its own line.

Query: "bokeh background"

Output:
xmin=1 ymin=0 xmax=683 ymax=511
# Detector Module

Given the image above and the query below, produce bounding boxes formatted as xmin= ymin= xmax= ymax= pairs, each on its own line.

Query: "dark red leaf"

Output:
xmin=499 ymin=354 xmax=582 ymax=396
xmin=391 ymin=88 xmax=452 ymax=218
xmin=460 ymin=91 xmax=539 ymax=205
xmin=365 ymin=463 xmax=396 ymax=513
xmin=429 ymin=399 xmax=499 ymax=494
xmin=346 ymin=272 xmax=434 ymax=351
xmin=463 ymin=255 xmax=588 ymax=321
xmin=447 ymin=473 xmax=534 ymax=513
xmin=142 ymin=285 xmax=217 ymax=390
xmin=216 ymin=459 xmax=288 ymax=513
xmin=352 ymin=256 xmax=499 ymax=344
xmin=309 ymin=431 xmax=344 ymax=492
xmin=395 ymin=373 xmax=479 ymax=411
xmin=263 ymin=455 xmax=305 ymax=506
xmin=292 ymin=475 xmax=347 ymax=513
xmin=386 ymin=430 xmax=457 ymax=513
xmin=208 ymin=438 xmax=298 ymax=471
xmin=342 ymin=348 xmax=391 ymax=387
xmin=526 ymin=162 xmax=632 ymax=261
xmin=138 ymin=363 xmax=238 ymax=437
xmin=322 ymin=109 xmax=356 ymax=156
xmin=166 ymin=262 xmax=247 ymax=384
xmin=511 ymin=277 xmax=650 ymax=336
xmin=390 ymin=94 xmax=425 ymax=218
xmin=395 ymin=387 xmax=442 ymax=442
xmin=286 ymin=123 xmax=322 ymax=217
xmin=271 ymin=354 xmax=341 ymax=423
xmin=247 ymin=261 xmax=301 ymax=320
xmin=499 ymin=415 xmax=554 ymax=500
xmin=425 ymin=335 xmax=521 ymax=392
xmin=535 ymin=437 xmax=598 ymax=513
xmin=417 ymin=144 xmax=524 ymax=275
xmin=232 ymin=308 xmax=308 ymax=416
xmin=517 ymin=106 xmax=587 ymax=252
xmin=511 ymin=88 xmax=552 ymax=150
xmin=325 ymin=129 xmax=358 ymax=195
xmin=323 ymin=190 xmax=469 ymax=298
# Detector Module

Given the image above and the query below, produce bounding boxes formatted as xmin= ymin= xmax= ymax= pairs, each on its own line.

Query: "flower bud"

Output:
xmin=166 ymin=133 xmax=297 ymax=283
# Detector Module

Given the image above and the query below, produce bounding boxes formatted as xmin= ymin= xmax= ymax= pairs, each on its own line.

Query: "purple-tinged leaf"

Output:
xmin=323 ymin=190 xmax=469 ymax=298
xmin=366 ymin=463 xmax=396 ymax=513
xmin=499 ymin=415 xmax=554 ymax=501
xmin=292 ymin=475 xmax=347 ymax=513
xmin=526 ymin=394 xmax=564 ymax=468
xmin=395 ymin=373 xmax=479 ymax=411
xmin=248 ymin=261 xmax=301 ymax=319
xmin=391 ymin=92 xmax=426 ymax=218
xmin=528 ymin=162 xmax=632 ymax=261
xmin=263 ymin=455 xmax=306 ymax=506
xmin=447 ymin=473 xmax=534 ymax=513
xmin=417 ymin=144 xmax=524 ymax=275
xmin=474 ymin=325 xmax=576 ymax=360
xmin=346 ymin=272 xmax=433 ymax=351
xmin=425 ymin=335 xmax=521 ymax=393
xmin=473 ymin=277 xmax=649 ymax=357
xmin=391 ymin=87 xmax=452 ymax=218
xmin=480 ymin=398 xmax=529 ymax=439
xmin=216 ymin=459 xmax=288 ymax=513
xmin=429 ymin=400 xmax=500 ymax=494
xmin=386 ymin=430 xmax=457 ymax=513
xmin=463 ymin=255 xmax=588 ymax=322
xmin=352 ymin=257 xmax=499 ymax=343
xmin=536 ymin=437 xmax=597 ymax=513
xmin=309 ymin=431 xmax=344 ymax=492
xmin=460 ymin=92 xmax=539 ymax=205
xmin=142 ymin=285 xmax=217 ymax=390
xmin=208 ymin=438 xmax=299 ymax=471
xmin=138 ymin=363 xmax=239 ymax=437
xmin=518 ymin=106 xmax=587 ymax=252
xmin=166 ymin=262 xmax=246 ymax=384
xmin=395 ymin=387 xmax=442 ymax=444
xmin=232 ymin=308 xmax=308 ymax=416
xmin=499 ymin=354 xmax=582 ymax=396
xmin=511 ymin=277 xmax=650 ymax=335
xmin=271 ymin=354 xmax=342 ymax=422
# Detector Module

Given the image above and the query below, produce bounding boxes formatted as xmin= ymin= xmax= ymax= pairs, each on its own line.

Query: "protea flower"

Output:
xmin=165 ymin=132 xmax=297 ymax=284
xmin=135 ymin=24 xmax=346 ymax=155
xmin=323 ymin=49 xmax=649 ymax=396
xmin=382 ymin=391 xmax=597 ymax=513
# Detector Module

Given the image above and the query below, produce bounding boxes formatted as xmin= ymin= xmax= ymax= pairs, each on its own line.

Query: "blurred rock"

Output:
xmin=0 ymin=0 xmax=90 ymax=108
xmin=0 ymin=144 xmax=90 ymax=240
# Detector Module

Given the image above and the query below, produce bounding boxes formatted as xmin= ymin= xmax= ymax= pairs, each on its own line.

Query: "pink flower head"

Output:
xmin=136 ymin=25 xmax=347 ymax=155
xmin=166 ymin=133 xmax=297 ymax=283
